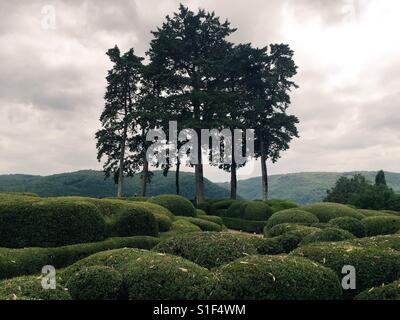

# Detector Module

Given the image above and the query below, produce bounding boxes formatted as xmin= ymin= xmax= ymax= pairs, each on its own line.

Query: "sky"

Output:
xmin=0 ymin=0 xmax=400 ymax=182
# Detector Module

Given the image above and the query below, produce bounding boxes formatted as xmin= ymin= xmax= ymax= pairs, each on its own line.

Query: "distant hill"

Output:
xmin=0 ymin=170 xmax=230 ymax=199
xmin=218 ymin=171 xmax=400 ymax=204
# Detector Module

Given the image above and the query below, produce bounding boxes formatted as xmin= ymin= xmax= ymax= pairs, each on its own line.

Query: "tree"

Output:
xmin=147 ymin=5 xmax=235 ymax=204
xmin=375 ymin=170 xmax=387 ymax=186
xmin=324 ymin=174 xmax=370 ymax=204
xmin=245 ymin=45 xmax=299 ymax=200
xmin=95 ymin=46 xmax=144 ymax=197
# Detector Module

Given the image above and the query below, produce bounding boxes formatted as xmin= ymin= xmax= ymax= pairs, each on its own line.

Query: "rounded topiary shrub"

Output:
xmin=329 ymin=217 xmax=366 ymax=237
xmin=132 ymin=201 xmax=174 ymax=232
xmin=241 ymin=201 xmax=273 ymax=221
xmin=177 ymin=217 xmax=223 ymax=232
xmin=358 ymin=209 xmax=395 ymax=218
xmin=291 ymin=242 xmax=400 ymax=296
xmin=110 ymin=206 xmax=158 ymax=237
xmin=299 ymin=227 xmax=355 ymax=246
xmin=210 ymin=199 xmax=238 ymax=216
xmin=265 ymin=199 xmax=298 ymax=212
xmin=123 ymin=253 xmax=214 ymax=300
xmin=212 ymin=255 xmax=342 ymax=300
xmin=0 ymin=275 xmax=70 ymax=300
xmin=355 ymin=280 xmax=400 ymax=300
xmin=153 ymin=232 xmax=258 ymax=269
xmin=66 ymin=266 xmax=123 ymax=300
xmin=265 ymin=223 xmax=320 ymax=238
xmin=195 ymin=209 xmax=207 ymax=216
xmin=362 ymin=216 xmax=400 ymax=236
xmin=266 ymin=209 xmax=319 ymax=230
xmin=149 ymin=195 xmax=195 ymax=217
xmin=196 ymin=215 xmax=224 ymax=226
xmin=0 ymin=198 xmax=106 ymax=248
xmin=301 ymin=202 xmax=364 ymax=223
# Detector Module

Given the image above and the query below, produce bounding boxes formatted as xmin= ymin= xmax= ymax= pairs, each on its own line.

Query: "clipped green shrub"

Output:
xmin=149 ymin=195 xmax=195 ymax=217
xmin=266 ymin=209 xmax=319 ymax=230
xmin=362 ymin=216 xmax=400 ymax=236
xmin=0 ymin=275 xmax=70 ymax=300
xmin=153 ymin=232 xmax=258 ymax=268
xmin=196 ymin=215 xmax=224 ymax=226
xmin=265 ymin=223 xmax=320 ymax=238
xmin=210 ymin=199 xmax=238 ymax=216
xmin=0 ymin=198 xmax=106 ymax=248
xmin=109 ymin=206 xmax=158 ymax=237
xmin=241 ymin=201 xmax=273 ymax=221
xmin=66 ymin=266 xmax=123 ymax=300
xmin=329 ymin=217 xmax=366 ymax=237
xmin=355 ymin=280 xmax=400 ymax=300
xmin=212 ymin=255 xmax=342 ymax=300
xmin=0 ymin=192 xmax=39 ymax=198
xmin=300 ymin=227 xmax=355 ymax=245
xmin=291 ymin=242 xmax=400 ymax=296
xmin=0 ymin=236 xmax=160 ymax=280
xmin=126 ymin=196 xmax=148 ymax=202
xmin=301 ymin=202 xmax=364 ymax=222
xmin=222 ymin=217 xmax=267 ymax=234
xmin=265 ymin=199 xmax=298 ymax=212
xmin=160 ymin=219 xmax=201 ymax=239
xmin=177 ymin=217 xmax=223 ymax=232
xmin=343 ymin=234 xmax=400 ymax=251
xmin=225 ymin=201 xmax=245 ymax=218
xmin=358 ymin=209 xmax=395 ymax=218
xmin=123 ymin=253 xmax=214 ymax=300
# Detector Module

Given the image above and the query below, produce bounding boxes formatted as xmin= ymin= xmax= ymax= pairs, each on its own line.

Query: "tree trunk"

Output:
xmin=141 ymin=157 xmax=149 ymax=197
xmin=117 ymin=124 xmax=128 ymax=198
xmin=175 ymin=161 xmax=180 ymax=195
xmin=230 ymin=162 xmax=237 ymax=200
xmin=260 ymin=141 xmax=269 ymax=200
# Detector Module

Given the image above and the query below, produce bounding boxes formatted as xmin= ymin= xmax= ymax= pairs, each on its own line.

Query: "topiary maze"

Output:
xmin=1 ymin=192 xmax=400 ymax=300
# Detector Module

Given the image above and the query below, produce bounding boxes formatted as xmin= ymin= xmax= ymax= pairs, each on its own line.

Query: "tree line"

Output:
xmin=96 ymin=5 xmax=299 ymax=204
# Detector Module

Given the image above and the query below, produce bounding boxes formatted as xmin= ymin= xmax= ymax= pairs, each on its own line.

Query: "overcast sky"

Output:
xmin=1 ymin=0 xmax=399 ymax=182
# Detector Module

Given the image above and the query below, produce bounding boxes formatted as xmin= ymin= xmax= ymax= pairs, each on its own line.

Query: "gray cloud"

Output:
xmin=0 ymin=0 xmax=399 ymax=180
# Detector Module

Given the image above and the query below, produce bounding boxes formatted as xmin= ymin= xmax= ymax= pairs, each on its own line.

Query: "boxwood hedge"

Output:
xmin=291 ymin=242 xmax=400 ymax=296
xmin=265 ymin=223 xmax=320 ymax=238
xmin=153 ymin=232 xmax=259 ymax=269
xmin=241 ymin=201 xmax=273 ymax=221
xmin=196 ymin=215 xmax=224 ymax=226
xmin=0 ymin=275 xmax=70 ymax=300
xmin=176 ymin=217 xmax=223 ymax=232
xmin=329 ymin=217 xmax=366 ymax=237
xmin=159 ymin=219 xmax=202 ymax=239
xmin=355 ymin=280 xmax=400 ymax=300
xmin=66 ymin=266 xmax=124 ymax=300
xmin=301 ymin=202 xmax=364 ymax=223
xmin=212 ymin=255 xmax=342 ymax=300
xmin=149 ymin=195 xmax=196 ymax=217
xmin=0 ymin=198 xmax=106 ymax=248
xmin=222 ymin=217 xmax=267 ymax=234
xmin=362 ymin=216 xmax=400 ymax=236
xmin=264 ymin=199 xmax=298 ymax=212
xmin=299 ymin=227 xmax=355 ymax=245
xmin=0 ymin=236 xmax=160 ymax=280
xmin=266 ymin=209 xmax=319 ymax=230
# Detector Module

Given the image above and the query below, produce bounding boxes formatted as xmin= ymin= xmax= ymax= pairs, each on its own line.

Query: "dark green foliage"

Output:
xmin=210 ymin=199 xmax=238 ymax=216
xmin=195 ymin=209 xmax=207 ymax=216
xmin=266 ymin=209 xmax=319 ymax=229
xmin=159 ymin=219 xmax=202 ymax=239
xmin=0 ymin=275 xmax=70 ymax=300
xmin=265 ymin=223 xmax=320 ymax=238
xmin=362 ymin=216 xmax=400 ymax=236
xmin=291 ymin=243 xmax=400 ymax=296
xmin=241 ymin=201 xmax=273 ymax=221
xmin=0 ymin=236 xmax=159 ymax=280
xmin=299 ymin=227 xmax=355 ymax=245
xmin=343 ymin=234 xmax=400 ymax=251
xmin=222 ymin=217 xmax=267 ymax=233
xmin=357 ymin=209 xmax=395 ymax=217
xmin=329 ymin=217 xmax=366 ymax=237
xmin=177 ymin=217 xmax=223 ymax=232
xmin=225 ymin=201 xmax=245 ymax=218
xmin=301 ymin=202 xmax=363 ymax=222
xmin=66 ymin=266 xmax=123 ymax=300
xmin=324 ymin=174 xmax=369 ymax=204
xmin=0 ymin=197 xmax=106 ymax=248
xmin=354 ymin=184 xmax=398 ymax=211
xmin=126 ymin=196 xmax=148 ymax=202
xmin=375 ymin=170 xmax=387 ymax=186
xmin=154 ymin=232 xmax=258 ymax=269
xmin=109 ymin=206 xmax=158 ymax=237
xmin=149 ymin=194 xmax=196 ymax=217
xmin=196 ymin=215 xmax=224 ymax=226
xmin=212 ymin=255 xmax=342 ymax=300
xmin=123 ymin=253 xmax=214 ymax=300
xmin=355 ymin=280 xmax=400 ymax=300
xmin=264 ymin=199 xmax=298 ymax=212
